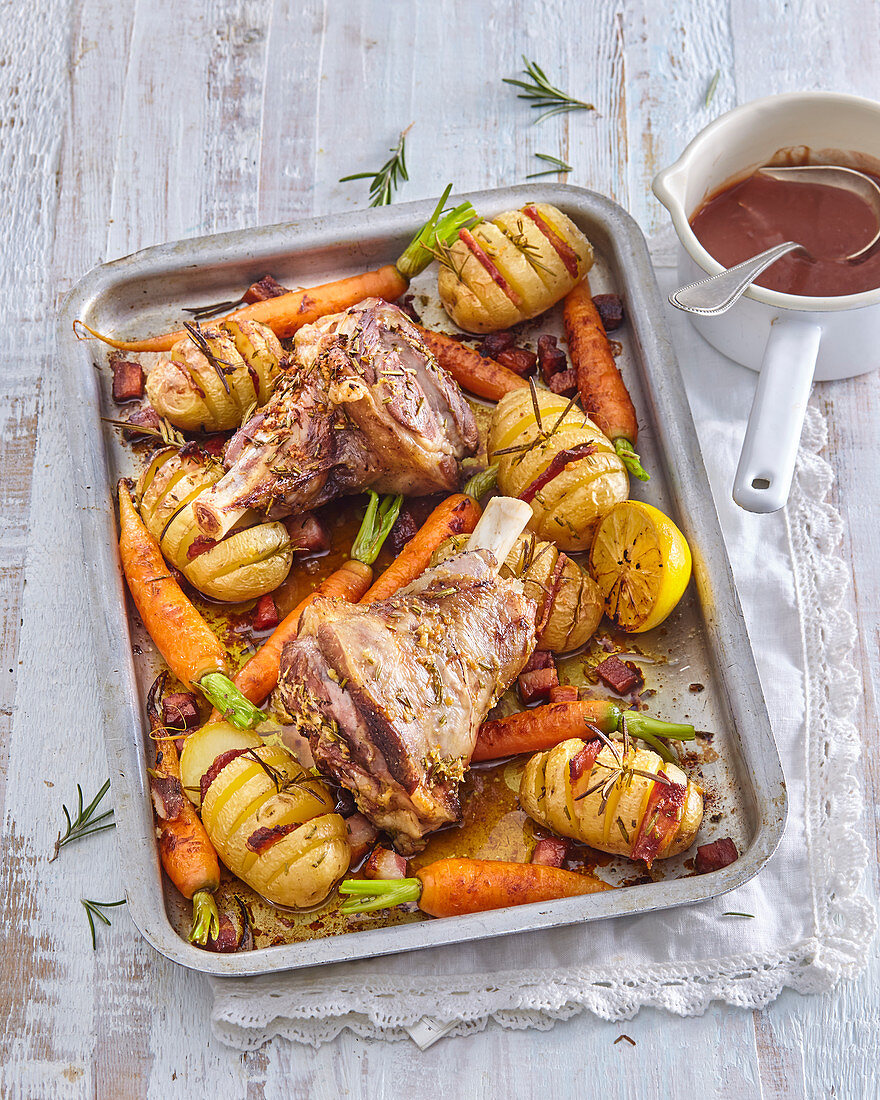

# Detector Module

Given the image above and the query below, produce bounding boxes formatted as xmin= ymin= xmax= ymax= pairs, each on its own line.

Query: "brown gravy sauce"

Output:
xmin=690 ymin=160 xmax=880 ymax=297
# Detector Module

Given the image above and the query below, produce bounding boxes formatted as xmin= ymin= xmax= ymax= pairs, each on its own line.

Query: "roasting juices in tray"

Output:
xmin=89 ymin=190 xmax=736 ymax=952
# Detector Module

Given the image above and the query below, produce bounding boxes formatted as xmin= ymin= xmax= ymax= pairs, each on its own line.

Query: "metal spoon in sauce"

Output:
xmin=669 ymin=165 xmax=880 ymax=315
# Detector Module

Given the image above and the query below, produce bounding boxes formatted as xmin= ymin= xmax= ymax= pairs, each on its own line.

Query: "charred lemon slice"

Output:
xmin=588 ymin=501 xmax=691 ymax=633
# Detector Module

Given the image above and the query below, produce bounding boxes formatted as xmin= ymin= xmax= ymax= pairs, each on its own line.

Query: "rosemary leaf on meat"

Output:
xmin=340 ymin=126 xmax=412 ymax=206
xmin=81 ymin=897 xmax=126 ymax=950
xmin=50 ymin=779 xmax=114 ymax=861
xmin=526 ymin=153 xmax=573 ymax=179
xmin=503 ymin=57 xmax=595 ymax=123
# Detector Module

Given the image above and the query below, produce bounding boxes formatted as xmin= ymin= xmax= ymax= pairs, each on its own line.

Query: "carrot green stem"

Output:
xmin=198 ymin=672 xmax=268 ymax=729
xmin=395 ymin=184 xmax=478 ymax=280
xmin=339 ymin=877 xmax=422 ymax=914
xmin=614 ymin=437 xmax=650 ymax=482
xmin=189 ymin=889 xmax=220 ymax=945
xmin=615 ymin=709 xmax=695 ymax=761
xmin=463 ymin=464 xmax=499 ymax=501
xmin=350 ymin=492 xmax=403 ymax=565
xmin=620 ymin=711 xmax=695 ymax=742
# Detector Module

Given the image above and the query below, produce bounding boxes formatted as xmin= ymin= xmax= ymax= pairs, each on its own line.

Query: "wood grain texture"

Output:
xmin=1 ymin=0 xmax=878 ymax=1096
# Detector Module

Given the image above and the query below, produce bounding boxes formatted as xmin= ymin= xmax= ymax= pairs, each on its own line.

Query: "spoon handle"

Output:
xmin=669 ymin=241 xmax=802 ymax=316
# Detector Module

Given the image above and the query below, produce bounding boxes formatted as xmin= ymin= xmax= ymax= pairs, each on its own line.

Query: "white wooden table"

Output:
xmin=2 ymin=3 xmax=877 ymax=1096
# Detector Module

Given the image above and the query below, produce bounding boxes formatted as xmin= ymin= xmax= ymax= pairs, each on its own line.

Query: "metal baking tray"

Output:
xmin=59 ymin=184 xmax=787 ymax=976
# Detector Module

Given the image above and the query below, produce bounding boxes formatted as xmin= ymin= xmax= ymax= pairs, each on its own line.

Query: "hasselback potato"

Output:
xmin=437 ymin=203 xmax=593 ymax=334
xmin=138 ymin=448 xmax=293 ymax=602
xmin=488 ymin=387 xmax=629 ymax=552
xmin=146 ymin=318 xmax=284 ymax=432
xmin=181 ymin=723 xmax=350 ymax=908
xmin=431 ymin=531 xmax=602 ymax=652
xmin=520 ymin=738 xmax=703 ymax=864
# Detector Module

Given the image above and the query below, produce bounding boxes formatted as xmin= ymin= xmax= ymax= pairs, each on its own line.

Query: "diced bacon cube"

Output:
xmin=346 ymin=813 xmax=380 ymax=864
xmin=364 ymin=847 xmax=409 ymax=880
xmin=548 ymin=369 xmax=577 ymax=397
xmin=531 ymin=836 xmax=571 ymax=867
xmin=523 ymin=650 xmax=556 ymax=674
xmin=695 ymin=838 xmax=739 ymax=874
xmin=243 ymin=275 xmax=288 ymax=303
xmin=162 ymin=691 xmax=200 ymax=731
xmin=479 ymin=332 xmax=516 ymax=359
xmin=537 ymin=334 xmax=568 ymax=382
xmin=252 ymin=595 xmax=279 ymax=631
xmin=285 ymin=513 xmax=330 ymax=555
xmin=596 ymin=655 xmax=642 ymax=695
xmin=496 ymin=347 xmax=537 ymax=376
xmin=110 ymin=356 xmax=145 ymax=403
xmin=123 ymin=406 xmax=161 ymax=439
xmin=549 ymin=685 xmax=579 ymax=703
xmin=593 ymin=293 xmax=625 ymax=331
xmin=518 ymin=667 xmax=559 ymax=705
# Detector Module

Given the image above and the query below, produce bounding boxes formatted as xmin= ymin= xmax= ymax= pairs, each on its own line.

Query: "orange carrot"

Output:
xmin=77 ymin=266 xmax=409 ymax=354
xmin=231 ymin=560 xmax=373 ymax=705
xmin=118 ymin=482 xmax=227 ymax=688
xmin=472 ymin=701 xmax=695 ymax=763
xmin=229 ymin=491 xmax=401 ymax=706
xmin=340 ymin=857 xmax=612 ymax=917
xmin=416 ymin=326 xmax=528 ymax=401
xmin=146 ymin=675 xmax=220 ymax=945
xmin=359 ymin=494 xmax=481 ymax=604
xmin=563 ymin=279 xmax=648 ymax=481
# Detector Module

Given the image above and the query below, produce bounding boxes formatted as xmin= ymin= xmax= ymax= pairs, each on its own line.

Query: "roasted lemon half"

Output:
xmin=588 ymin=501 xmax=692 ymax=633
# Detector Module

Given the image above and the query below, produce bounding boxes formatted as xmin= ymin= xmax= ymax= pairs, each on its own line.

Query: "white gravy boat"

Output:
xmin=653 ymin=92 xmax=880 ymax=513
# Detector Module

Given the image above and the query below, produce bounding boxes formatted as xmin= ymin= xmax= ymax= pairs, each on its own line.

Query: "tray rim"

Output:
xmin=57 ymin=183 xmax=787 ymax=977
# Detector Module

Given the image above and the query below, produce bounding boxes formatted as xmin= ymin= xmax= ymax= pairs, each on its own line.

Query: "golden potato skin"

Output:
xmin=438 ymin=202 xmax=594 ymax=333
xmin=137 ymin=448 xmax=293 ymax=602
xmin=146 ymin=319 xmax=284 ymax=432
xmin=200 ymin=744 xmax=350 ymax=909
xmin=431 ymin=531 xmax=602 ymax=652
xmin=488 ymin=388 xmax=629 ymax=552
xmin=520 ymin=739 xmax=703 ymax=860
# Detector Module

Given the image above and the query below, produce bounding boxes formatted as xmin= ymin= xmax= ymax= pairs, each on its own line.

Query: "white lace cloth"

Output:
xmin=210 ymin=237 xmax=876 ymax=1050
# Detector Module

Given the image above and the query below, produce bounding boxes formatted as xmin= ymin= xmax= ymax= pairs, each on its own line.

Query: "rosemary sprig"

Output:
xmin=425 ymin=237 xmax=471 ymax=282
xmin=502 ymin=217 xmax=554 ymax=274
xmin=340 ymin=126 xmax=412 ymax=207
xmin=50 ymin=779 xmax=114 ymax=862
xmin=526 ymin=153 xmax=573 ymax=179
xmin=705 ymin=69 xmax=721 ymax=108
xmin=101 ymin=416 xmax=185 ymax=447
xmin=81 ymin=897 xmax=126 ymax=950
xmin=503 ymin=57 xmax=595 ymax=123
xmin=183 ymin=295 xmax=247 ymax=321
xmin=183 ymin=322 xmax=237 ymax=394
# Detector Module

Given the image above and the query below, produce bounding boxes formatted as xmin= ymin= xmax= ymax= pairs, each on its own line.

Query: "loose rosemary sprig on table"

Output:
xmin=526 ymin=153 xmax=573 ymax=179
xmin=340 ymin=126 xmax=412 ymax=206
xmin=503 ymin=57 xmax=595 ymax=122
xmin=81 ymin=897 xmax=127 ymax=950
xmin=705 ymin=69 xmax=721 ymax=107
xmin=50 ymin=779 xmax=115 ymax=862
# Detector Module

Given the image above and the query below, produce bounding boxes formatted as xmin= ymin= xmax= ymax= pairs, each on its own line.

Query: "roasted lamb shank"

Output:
xmin=278 ymin=499 xmax=538 ymax=853
xmin=193 ymin=299 xmax=478 ymax=539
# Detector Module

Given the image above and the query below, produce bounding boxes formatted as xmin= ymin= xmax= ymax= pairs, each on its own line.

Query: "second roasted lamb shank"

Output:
xmin=278 ymin=499 xmax=538 ymax=853
xmin=194 ymin=298 xmax=479 ymax=539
